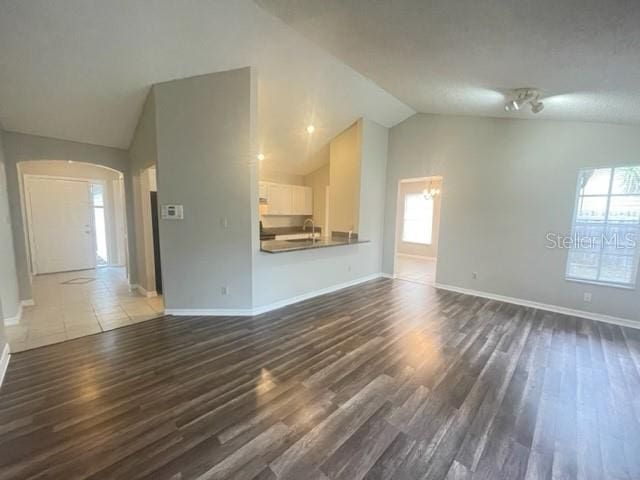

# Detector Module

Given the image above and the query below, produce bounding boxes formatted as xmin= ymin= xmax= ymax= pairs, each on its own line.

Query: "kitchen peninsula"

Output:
xmin=258 ymin=120 xmax=367 ymax=254
xmin=261 ymin=231 xmax=368 ymax=253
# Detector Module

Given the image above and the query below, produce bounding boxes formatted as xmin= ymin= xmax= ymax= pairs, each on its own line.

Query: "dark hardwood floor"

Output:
xmin=1 ymin=278 xmax=639 ymax=479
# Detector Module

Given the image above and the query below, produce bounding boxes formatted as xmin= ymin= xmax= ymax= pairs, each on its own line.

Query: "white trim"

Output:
xmin=380 ymin=272 xmax=395 ymax=279
xmin=166 ymin=273 xmax=384 ymax=317
xmin=396 ymin=253 xmax=437 ymax=261
xmin=3 ymin=299 xmax=35 ymax=326
xmin=399 ymin=175 xmax=444 ymax=184
xmin=164 ymin=307 xmax=255 ymax=316
xmin=129 ymin=283 xmax=158 ymax=298
xmin=434 ymin=282 xmax=639 ymax=330
xmin=3 ymin=304 xmax=22 ymax=326
xmin=0 ymin=343 xmax=10 ymax=389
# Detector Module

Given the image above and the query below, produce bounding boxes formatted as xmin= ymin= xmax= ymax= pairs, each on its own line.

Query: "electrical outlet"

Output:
xmin=347 ymin=265 xmax=352 ymax=272
xmin=221 ymin=286 xmax=229 ymax=296
xmin=472 ymin=272 xmax=478 ymax=280
xmin=583 ymin=292 xmax=592 ymax=303
xmin=220 ymin=217 xmax=228 ymax=229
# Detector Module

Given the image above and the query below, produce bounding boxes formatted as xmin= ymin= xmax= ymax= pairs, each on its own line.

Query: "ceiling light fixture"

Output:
xmin=504 ymin=88 xmax=544 ymax=114
xmin=257 ymin=153 xmax=265 ymax=161
xmin=306 ymin=125 xmax=315 ymax=134
xmin=530 ymin=100 xmax=544 ymax=114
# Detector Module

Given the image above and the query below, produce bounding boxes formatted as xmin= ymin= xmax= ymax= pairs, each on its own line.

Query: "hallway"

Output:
xmin=4 ymin=267 xmax=164 ymax=352
xmin=394 ymin=255 xmax=437 ymax=285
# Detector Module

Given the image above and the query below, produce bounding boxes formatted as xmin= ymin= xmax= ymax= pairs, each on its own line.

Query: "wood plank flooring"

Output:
xmin=1 ymin=278 xmax=639 ymax=479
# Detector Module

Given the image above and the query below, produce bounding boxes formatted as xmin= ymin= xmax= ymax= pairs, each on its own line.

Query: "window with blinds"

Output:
xmin=566 ymin=166 xmax=640 ymax=288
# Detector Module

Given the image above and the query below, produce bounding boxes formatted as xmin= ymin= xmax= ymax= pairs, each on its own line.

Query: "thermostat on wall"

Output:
xmin=161 ymin=204 xmax=184 ymax=220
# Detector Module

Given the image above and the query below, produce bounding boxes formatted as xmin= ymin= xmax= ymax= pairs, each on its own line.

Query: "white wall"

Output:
xmin=0 ymin=127 xmax=20 ymax=328
xmin=384 ymin=113 xmax=640 ymax=322
xmin=304 ymin=161 xmax=330 ymax=233
xmin=155 ymin=68 xmax=256 ymax=310
xmin=253 ymin=118 xmax=388 ymax=308
xmin=260 ymin=167 xmax=304 ymax=186
xmin=329 ymin=121 xmax=361 ymax=234
xmin=1 ymin=131 xmax=132 ymax=302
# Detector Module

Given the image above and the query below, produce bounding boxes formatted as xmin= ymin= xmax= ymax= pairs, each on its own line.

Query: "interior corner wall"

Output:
xmin=383 ymin=113 xmax=640 ymax=323
xmin=0 ymin=128 xmax=20 ymax=327
xmin=304 ymin=160 xmax=330 ymax=232
xmin=128 ymin=90 xmax=158 ymax=292
xmin=1 ymin=131 xmax=133 ymax=302
xmin=154 ymin=68 xmax=255 ymax=310
xmin=329 ymin=121 xmax=362 ymax=234
xmin=252 ymin=118 xmax=388 ymax=308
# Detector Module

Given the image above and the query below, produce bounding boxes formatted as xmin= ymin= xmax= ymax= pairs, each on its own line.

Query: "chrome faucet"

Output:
xmin=303 ymin=218 xmax=316 ymax=243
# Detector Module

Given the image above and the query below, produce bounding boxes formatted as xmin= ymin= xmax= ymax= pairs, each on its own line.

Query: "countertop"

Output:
xmin=260 ymin=237 xmax=368 ymax=253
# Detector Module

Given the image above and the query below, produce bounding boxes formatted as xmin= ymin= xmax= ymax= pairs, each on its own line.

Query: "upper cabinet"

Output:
xmin=261 ymin=181 xmax=312 ymax=216
xmin=291 ymin=185 xmax=313 ymax=215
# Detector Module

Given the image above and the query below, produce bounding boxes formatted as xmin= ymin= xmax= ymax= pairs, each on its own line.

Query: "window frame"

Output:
xmin=401 ymin=192 xmax=434 ymax=246
xmin=565 ymin=165 xmax=640 ymax=289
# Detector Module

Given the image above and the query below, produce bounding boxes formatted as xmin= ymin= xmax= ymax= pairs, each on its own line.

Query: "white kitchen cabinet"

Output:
xmin=266 ymin=183 xmax=291 ymax=215
xmin=291 ymin=185 xmax=313 ymax=215
xmin=262 ymin=182 xmax=312 ymax=216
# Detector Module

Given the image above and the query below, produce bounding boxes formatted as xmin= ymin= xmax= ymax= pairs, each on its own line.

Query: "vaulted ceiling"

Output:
xmin=2 ymin=1 xmax=639 ymax=177
xmin=0 ymin=0 xmax=413 ymax=174
xmin=256 ymin=0 xmax=640 ymax=125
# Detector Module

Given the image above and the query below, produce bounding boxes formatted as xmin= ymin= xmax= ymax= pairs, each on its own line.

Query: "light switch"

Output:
xmin=161 ymin=204 xmax=184 ymax=220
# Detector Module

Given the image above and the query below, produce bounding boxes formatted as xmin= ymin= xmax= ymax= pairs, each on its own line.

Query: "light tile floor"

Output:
xmin=394 ymin=255 xmax=437 ymax=285
xmin=5 ymin=267 xmax=164 ymax=352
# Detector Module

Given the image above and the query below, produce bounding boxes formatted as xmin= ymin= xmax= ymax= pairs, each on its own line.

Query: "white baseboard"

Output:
xmin=3 ymin=299 xmax=35 ymax=326
xmin=3 ymin=304 xmax=22 ymax=326
xmin=434 ymin=282 xmax=639 ymax=330
xmin=165 ymin=273 xmax=386 ymax=317
xmin=396 ymin=253 xmax=437 ymax=261
xmin=0 ymin=343 xmax=10 ymax=389
xmin=380 ymin=272 xmax=395 ymax=279
xmin=129 ymin=284 xmax=158 ymax=298
xmin=164 ymin=307 xmax=255 ymax=316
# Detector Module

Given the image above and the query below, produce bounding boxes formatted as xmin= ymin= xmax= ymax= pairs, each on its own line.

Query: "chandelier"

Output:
xmin=423 ymin=181 xmax=440 ymax=200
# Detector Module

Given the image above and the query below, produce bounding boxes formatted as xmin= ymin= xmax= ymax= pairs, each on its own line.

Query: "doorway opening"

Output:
xmin=393 ymin=176 xmax=443 ymax=285
xmin=5 ymin=160 xmax=166 ymax=352
xmin=19 ymin=161 xmax=128 ymax=276
xmin=91 ymin=183 xmax=108 ymax=266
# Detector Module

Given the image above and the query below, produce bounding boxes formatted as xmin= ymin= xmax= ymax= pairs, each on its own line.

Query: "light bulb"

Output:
xmin=306 ymin=125 xmax=315 ymax=134
xmin=257 ymin=153 xmax=265 ymax=161
xmin=531 ymin=101 xmax=544 ymax=114
xmin=504 ymin=100 xmax=519 ymax=112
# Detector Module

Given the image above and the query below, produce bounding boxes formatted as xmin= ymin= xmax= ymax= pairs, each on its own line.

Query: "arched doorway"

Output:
xmin=4 ymin=160 xmax=164 ymax=352
xmin=18 ymin=160 xmax=127 ymax=274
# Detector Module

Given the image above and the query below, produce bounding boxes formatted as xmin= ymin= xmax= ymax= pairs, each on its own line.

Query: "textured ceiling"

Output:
xmin=256 ymin=0 xmax=640 ymax=125
xmin=0 ymin=0 xmax=413 ymax=175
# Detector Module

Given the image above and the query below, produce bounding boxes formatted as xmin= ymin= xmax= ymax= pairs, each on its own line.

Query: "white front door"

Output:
xmin=26 ymin=177 xmax=96 ymax=274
